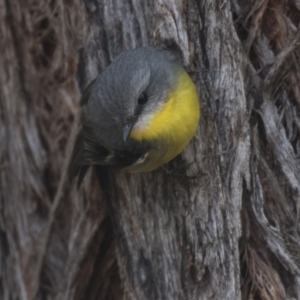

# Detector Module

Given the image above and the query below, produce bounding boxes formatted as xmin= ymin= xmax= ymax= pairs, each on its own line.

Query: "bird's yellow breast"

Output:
xmin=129 ymin=70 xmax=200 ymax=172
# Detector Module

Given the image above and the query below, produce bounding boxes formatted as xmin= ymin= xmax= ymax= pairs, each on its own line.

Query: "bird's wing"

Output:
xmin=70 ymin=128 xmax=149 ymax=187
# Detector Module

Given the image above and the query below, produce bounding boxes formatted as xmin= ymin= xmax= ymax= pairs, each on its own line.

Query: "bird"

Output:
xmin=72 ymin=46 xmax=200 ymax=181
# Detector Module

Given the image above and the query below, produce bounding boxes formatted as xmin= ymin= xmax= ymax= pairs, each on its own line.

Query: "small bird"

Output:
xmin=72 ymin=46 xmax=200 ymax=178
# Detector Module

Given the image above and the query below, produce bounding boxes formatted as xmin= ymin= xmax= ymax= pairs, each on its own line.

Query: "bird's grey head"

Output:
xmin=82 ymin=47 xmax=180 ymax=150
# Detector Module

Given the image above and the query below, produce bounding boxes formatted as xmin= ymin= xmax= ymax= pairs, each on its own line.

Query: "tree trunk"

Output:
xmin=1 ymin=0 xmax=300 ymax=300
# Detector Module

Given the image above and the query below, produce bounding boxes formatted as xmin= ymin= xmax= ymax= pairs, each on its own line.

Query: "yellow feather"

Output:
xmin=129 ymin=70 xmax=200 ymax=171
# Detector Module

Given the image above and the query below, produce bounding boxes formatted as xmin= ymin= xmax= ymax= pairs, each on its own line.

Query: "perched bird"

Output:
xmin=72 ymin=46 xmax=200 ymax=179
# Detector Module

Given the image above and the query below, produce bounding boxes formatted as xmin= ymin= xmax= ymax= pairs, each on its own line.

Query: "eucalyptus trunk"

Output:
xmin=1 ymin=0 xmax=300 ymax=300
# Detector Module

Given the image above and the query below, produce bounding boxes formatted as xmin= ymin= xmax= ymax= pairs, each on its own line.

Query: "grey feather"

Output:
xmin=71 ymin=46 xmax=184 ymax=181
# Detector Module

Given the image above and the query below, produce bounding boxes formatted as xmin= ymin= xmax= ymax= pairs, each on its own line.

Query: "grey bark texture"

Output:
xmin=1 ymin=0 xmax=300 ymax=300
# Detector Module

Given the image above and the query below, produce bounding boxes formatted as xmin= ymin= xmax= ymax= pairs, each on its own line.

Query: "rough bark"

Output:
xmin=0 ymin=1 xmax=120 ymax=299
xmin=1 ymin=0 xmax=300 ymax=300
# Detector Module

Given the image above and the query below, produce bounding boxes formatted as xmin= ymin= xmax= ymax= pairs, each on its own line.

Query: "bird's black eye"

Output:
xmin=138 ymin=92 xmax=148 ymax=105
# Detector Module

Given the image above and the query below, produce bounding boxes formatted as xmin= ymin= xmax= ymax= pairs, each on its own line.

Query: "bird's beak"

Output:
xmin=123 ymin=122 xmax=135 ymax=142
